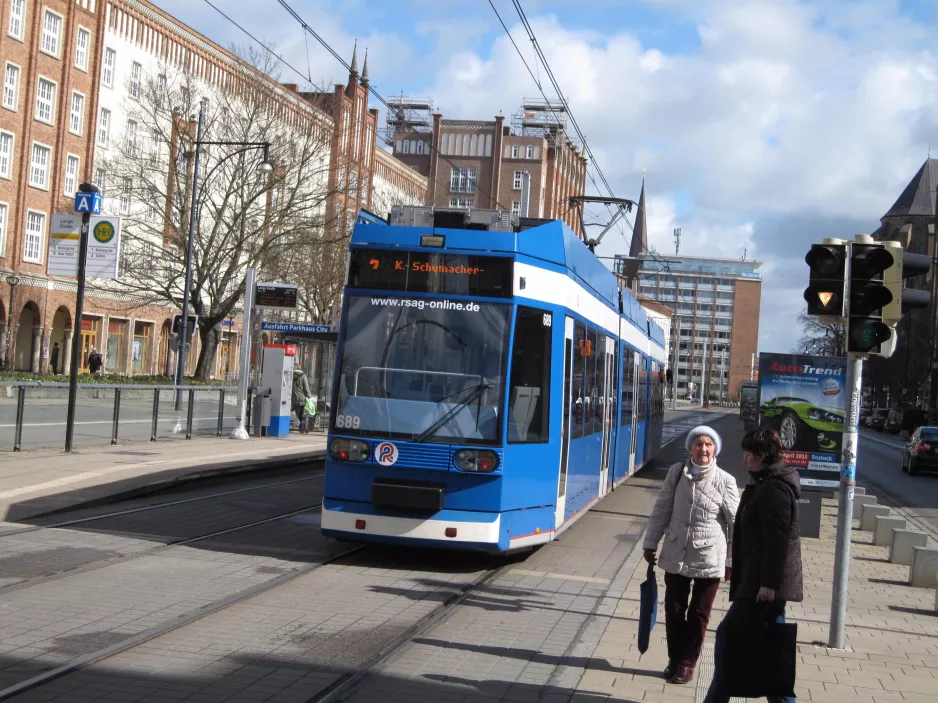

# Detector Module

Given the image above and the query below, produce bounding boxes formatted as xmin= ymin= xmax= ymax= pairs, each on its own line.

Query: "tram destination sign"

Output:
xmin=254 ymin=282 xmax=298 ymax=310
xmin=347 ymin=248 xmax=513 ymax=298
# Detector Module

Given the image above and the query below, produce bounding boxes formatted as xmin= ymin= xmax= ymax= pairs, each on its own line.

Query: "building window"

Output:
xmin=450 ymin=167 xmax=477 ymax=194
xmin=120 ymin=177 xmax=131 ymax=213
xmin=3 ymin=63 xmax=18 ymax=111
xmin=156 ymin=74 xmax=166 ymax=106
xmin=450 ymin=197 xmax=475 ymax=208
xmin=94 ymin=168 xmax=106 ymax=191
xmin=511 ymin=144 xmax=519 ymax=158
xmin=124 ymin=120 xmax=137 ymax=154
xmin=75 ymin=27 xmax=90 ymax=70
xmin=24 ymin=210 xmax=45 ymax=263
xmin=40 ymin=9 xmax=62 ymax=56
xmin=0 ymin=202 xmax=6 ymax=255
xmin=526 ymin=145 xmax=533 ymax=159
xmin=402 ymin=140 xmax=410 ymax=154
xmin=69 ymin=91 xmax=84 ymax=135
xmin=513 ymin=170 xmax=526 ymax=189
xmin=102 ymin=48 xmax=116 ymax=88
xmin=129 ymin=62 xmax=142 ymax=98
xmin=0 ymin=131 xmax=11 ymax=178
xmin=511 ymin=201 xmax=521 ymax=216
xmin=29 ymin=142 xmax=50 ymax=189
xmin=64 ymin=154 xmax=79 ymax=196
xmin=8 ymin=0 xmax=24 ymax=40
xmin=508 ymin=306 xmax=552 ymax=442
xmin=149 ymin=129 xmax=160 ymax=166
xmin=416 ymin=140 xmax=424 ymax=155
xmin=97 ymin=108 xmax=110 ymax=147
xmin=35 ymin=77 xmax=56 ymax=124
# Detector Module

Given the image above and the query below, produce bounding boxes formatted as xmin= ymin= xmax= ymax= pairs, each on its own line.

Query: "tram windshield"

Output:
xmin=332 ymin=294 xmax=510 ymax=444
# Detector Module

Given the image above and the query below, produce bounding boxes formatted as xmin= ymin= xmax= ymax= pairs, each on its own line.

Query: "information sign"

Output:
xmin=48 ymin=214 xmax=82 ymax=276
xmin=255 ymin=283 xmax=298 ymax=310
xmin=85 ymin=216 xmax=121 ymax=279
xmin=260 ymin=322 xmax=332 ymax=334
xmin=74 ymin=191 xmax=102 ymax=215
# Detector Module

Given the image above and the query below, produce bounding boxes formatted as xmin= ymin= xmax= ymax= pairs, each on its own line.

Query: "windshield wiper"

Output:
xmin=413 ymin=382 xmax=490 ymax=443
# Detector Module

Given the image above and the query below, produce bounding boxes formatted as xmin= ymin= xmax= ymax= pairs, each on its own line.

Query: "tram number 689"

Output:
xmin=542 ymin=313 xmax=552 ymax=327
xmin=335 ymin=415 xmax=361 ymax=429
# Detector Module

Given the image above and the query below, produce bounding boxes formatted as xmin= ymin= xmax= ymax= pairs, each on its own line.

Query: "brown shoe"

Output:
xmin=670 ymin=665 xmax=694 ymax=685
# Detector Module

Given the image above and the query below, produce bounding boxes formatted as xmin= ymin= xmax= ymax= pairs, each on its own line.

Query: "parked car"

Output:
xmin=868 ymin=408 xmax=888 ymax=431
xmin=885 ymin=408 xmax=903 ymax=434
xmin=859 ymin=407 xmax=872 ymax=424
xmin=901 ymin=426 xmax=938 ymax=475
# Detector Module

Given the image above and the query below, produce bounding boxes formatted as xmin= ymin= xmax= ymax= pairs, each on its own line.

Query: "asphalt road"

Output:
xmin=0 ymin=395 xmax=241 ymax=450
xmin=855 ymin=426 xmax=938 ymax=534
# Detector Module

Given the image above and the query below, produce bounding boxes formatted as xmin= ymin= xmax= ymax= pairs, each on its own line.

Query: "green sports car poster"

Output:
xmin=758 ymin=353 xmax=846 ymax=488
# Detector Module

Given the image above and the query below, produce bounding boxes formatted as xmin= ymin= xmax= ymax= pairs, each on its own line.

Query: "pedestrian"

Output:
xmin=643 ymin=425 xmax=739 ymax=685
xmin=88 ymin=347 xmax=102 ymax=374
xmin=703 ymin=427 xmax=803 ymax=703
xmin=50 ymin=343 xmax=59 ymax=375
xmin=291 ymin=367 xmax=312 ymax=433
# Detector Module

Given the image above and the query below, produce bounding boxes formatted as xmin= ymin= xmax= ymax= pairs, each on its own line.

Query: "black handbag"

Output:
xmin=722 ymin=609 xmax=797 ymax=698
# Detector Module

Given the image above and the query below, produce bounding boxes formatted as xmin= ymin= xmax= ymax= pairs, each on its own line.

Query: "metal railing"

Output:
xmin=2 ymin=382 xmax=236 ymax=452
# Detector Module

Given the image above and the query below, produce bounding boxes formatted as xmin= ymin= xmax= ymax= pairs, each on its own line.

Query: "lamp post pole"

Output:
xmin=175 ymin=100 xmax=206 ymax=409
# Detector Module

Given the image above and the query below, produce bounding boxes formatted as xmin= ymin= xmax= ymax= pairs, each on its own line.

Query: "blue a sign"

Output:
xmin=74 ymin=191 xmax=102 ymax=215
xmin=260 ymin=322 xmax=331 ymax=334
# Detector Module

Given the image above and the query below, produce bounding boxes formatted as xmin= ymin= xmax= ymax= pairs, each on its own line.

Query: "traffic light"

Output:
xmin=882 ymin=241 xmax=932 ymax=326
xmin=804 ymin=241 xmax=847 ymax=316
xmin=172 ymin=314 xmax=198 ymax=342
xmin=847 ymin=241 xmax=894 ymax=353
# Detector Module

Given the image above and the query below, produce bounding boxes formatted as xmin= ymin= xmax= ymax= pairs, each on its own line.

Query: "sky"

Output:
xmin=155 ymin=0 xmax=938 ymax=354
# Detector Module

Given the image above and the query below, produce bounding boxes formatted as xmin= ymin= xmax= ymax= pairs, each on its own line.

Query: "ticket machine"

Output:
xmin=261 ymin=344 xmax=296 ymax=436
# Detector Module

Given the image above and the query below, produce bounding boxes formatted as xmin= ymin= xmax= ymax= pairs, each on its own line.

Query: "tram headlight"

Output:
xmin=329 ymin=438 xmax=370 ymax=463
xmin=454 ymin=449 xmax=499 ymax=473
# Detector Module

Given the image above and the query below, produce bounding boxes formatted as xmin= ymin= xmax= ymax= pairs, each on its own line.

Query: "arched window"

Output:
xmin=526 ymin=145 xmax=533 ymax=159
xmin=402 ymin=140 xmax=410 ymax=154
xmin=511 ymin=144 xmax=519 ymax=158
xmin=416 ymin=141 xmax=424 ymax=155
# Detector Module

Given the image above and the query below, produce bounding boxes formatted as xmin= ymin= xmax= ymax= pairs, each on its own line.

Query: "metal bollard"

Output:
xmin=13 ymin=386 xmax=26 ymax=452
xmin=110 ymin=388 xmax=122 ymax=445
xmin=216 ymin=389 xmax=225 ymax=437
xmin=186 ymin=389 xmax=195 ymax=440
xmin=246 ymin=387 xmax=254 ymax=436
xmin=151 ymin=388 xmax=160 ymax=441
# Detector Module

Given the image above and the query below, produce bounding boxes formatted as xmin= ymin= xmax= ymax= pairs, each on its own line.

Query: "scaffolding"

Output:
xmin=384 ymin=95 xmax=434 ymax=145
xmin=512 ymin=98 xmax=570 ymax=143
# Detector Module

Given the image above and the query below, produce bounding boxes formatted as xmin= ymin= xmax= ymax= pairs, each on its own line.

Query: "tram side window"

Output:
xmin=573 ymin=323 xmax=587 ymax=439
xmin=508 ymin=307 xmax=552 ymax=443
xmin=589 ymin=328 xmax=599 ymax=435
xmin=637 ymin=355 xmax=647 ymax=423
xmin=620 ymin=349 xmax=634 ymax=426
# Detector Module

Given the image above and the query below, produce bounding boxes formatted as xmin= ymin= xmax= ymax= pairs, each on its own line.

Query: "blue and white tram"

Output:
xmin=321 ymin=210 xmax=668 ymax=553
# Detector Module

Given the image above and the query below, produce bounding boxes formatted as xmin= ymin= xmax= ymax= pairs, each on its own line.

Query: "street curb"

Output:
xmin=11 ymin=449 xmax=326 ymax=521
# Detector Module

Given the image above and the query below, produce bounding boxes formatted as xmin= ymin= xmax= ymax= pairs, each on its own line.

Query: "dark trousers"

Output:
xmin=663 ymin=571 xmax=721 ymax=668
xmin=703 ymin=600 xmax=795 ymax=703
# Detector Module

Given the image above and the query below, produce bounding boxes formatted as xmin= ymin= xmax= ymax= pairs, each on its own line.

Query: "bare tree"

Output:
xmin=97 ymin=47 xmax=342 ymax=378
xmin=793 ymin=311 xmax=846 ymax=357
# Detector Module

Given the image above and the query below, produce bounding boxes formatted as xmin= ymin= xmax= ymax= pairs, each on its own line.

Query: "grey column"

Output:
xmin=30 ymin=326 xmax=42 ymax=373
xmin=62 ymin=329 xmax=73 ymax=376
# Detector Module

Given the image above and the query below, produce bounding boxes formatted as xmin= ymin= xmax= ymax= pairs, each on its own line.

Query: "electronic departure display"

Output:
xmin=348 ymin=248 xmax=513 ymax=298
xmin=255 ymin=283 xmax=298 ymax=309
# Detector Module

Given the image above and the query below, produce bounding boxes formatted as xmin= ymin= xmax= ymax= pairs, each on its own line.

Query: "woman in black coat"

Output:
xmin=703 ymin=427 xmax=803 ymax=703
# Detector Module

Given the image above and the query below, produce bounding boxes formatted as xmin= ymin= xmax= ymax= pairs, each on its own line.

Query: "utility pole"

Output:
xmin=671 ymin=315 xmax=680 ymax=408
xmin=230 ymin=267 xmax=256 ymax=440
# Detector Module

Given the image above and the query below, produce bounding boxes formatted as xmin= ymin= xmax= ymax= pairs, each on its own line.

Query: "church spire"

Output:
xmin=630 ymin=178 xmax=647 ymax=258
xmin=350 ymin=41 xmax=359 ymax=75
xmin=361 ymin=49 xmax=369 ymax=83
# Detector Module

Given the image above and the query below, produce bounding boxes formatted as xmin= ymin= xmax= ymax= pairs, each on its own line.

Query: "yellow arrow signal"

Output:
xmin=818 ymin=291 xmax=834 ymax=307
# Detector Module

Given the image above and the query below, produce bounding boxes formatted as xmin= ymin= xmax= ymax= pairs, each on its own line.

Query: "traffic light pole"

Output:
xmin=829 ymin=352 xmax=863 ymax=649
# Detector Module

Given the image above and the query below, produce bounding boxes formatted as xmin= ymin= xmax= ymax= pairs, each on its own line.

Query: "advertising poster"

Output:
xmin=740 ymin=381 xmax=759 ymax=429
xmin=758 ymin=353 xmax=846 ymax=488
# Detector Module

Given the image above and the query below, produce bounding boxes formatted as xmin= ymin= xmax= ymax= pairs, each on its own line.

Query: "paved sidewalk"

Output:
xmin=0 ymin=432 xmax=326 ymax=522
xmin=581 ymin=493 xmax=938 ymax=700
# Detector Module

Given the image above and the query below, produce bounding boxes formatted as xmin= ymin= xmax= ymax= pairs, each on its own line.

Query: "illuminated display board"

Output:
xmin=347 ymin=248 xmax=513 ymax=298
xmin=255 ymin=283 xmax=298 ymax=309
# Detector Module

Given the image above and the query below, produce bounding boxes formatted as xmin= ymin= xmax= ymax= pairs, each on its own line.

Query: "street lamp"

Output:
xmin=173 ymin=97 xmax=274 ymax=407
xmin=5 ymin=274 xmax=20 ymax=370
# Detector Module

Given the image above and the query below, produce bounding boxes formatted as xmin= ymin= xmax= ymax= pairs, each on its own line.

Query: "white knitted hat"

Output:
xmin=685 ymin=425 xmax=722 ymax=455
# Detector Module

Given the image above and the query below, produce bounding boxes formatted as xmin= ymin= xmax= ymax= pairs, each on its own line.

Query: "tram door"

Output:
xmin=556 ymin=316 xmax=574 ymax=529
xmin=598 ymin=336 xmax=615 ymax=497
xmin=629 ymin=350 xmax=640 ymax=474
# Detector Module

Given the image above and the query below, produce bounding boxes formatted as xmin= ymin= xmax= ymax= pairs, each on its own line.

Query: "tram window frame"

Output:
xmin=573 ymin=322 xmax=587 ymax=439
xmin=507 ymin=306 xmax=552 ymax=444
xmin=560 ymin=332 xmax=572 ymax=496
xmin=620 ymin=348 xmax=634 ymax=427
xmin=637 ymin=354 xmax=647 ymax=423
xmin=585 ymin=327 xmax=597 ymax=434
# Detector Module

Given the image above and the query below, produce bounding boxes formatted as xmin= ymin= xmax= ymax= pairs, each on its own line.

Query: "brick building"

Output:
xmin=390 ymin=106 xmax=587 ymax=233
xmin=0 ymin=0 xmax=427 ymax=377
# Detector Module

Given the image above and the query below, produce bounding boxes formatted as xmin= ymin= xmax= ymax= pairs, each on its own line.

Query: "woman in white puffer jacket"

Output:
xmin=642 ymin=426 xmax=739 ymax=686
